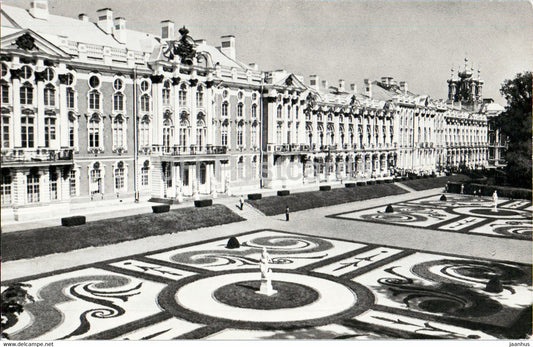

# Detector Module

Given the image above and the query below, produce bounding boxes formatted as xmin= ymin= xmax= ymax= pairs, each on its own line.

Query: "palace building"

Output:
xmin=0 ymin=0 xmax=504 ymax=220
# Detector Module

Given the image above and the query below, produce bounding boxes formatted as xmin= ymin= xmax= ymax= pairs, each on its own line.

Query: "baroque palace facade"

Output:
xmin=0 ymin=1 xmax=504 ymax=218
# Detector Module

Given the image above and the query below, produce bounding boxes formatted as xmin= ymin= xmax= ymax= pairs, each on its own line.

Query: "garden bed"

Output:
xmin=2 ymin=205 xmax=245 ymax=261
xmin=247 ymin=183 xmax=407 ymax=216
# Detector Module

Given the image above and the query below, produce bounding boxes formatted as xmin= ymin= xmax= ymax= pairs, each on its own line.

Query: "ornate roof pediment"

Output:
xmin=0 ymin=29 xmax=71 ymax=59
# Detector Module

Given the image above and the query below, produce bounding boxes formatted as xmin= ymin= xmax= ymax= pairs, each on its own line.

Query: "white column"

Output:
xmin=12 ymin=77 xmax=22 ymax=147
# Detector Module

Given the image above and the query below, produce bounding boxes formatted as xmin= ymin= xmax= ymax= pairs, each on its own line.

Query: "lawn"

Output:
xmin=247 ymin=183 xmax=408 ymax=216
xmin=2 ymin=205 xmax=245 ymax=261
xmin=400 ymin=174 xmax=470 ymax=191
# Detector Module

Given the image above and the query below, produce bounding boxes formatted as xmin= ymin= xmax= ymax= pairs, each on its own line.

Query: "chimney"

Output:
xmin=249 ymin=63 xmax=258 ymax=71
xmin=220 ymin=35 xmax=236 ymax=60
xmin=399 ymin=81 xmax=408 ymax=94
xmin=364 ymin=79 xmax=372 ymax=98
xmin=161 ymin=20 xmax=175 ymax=40
xmin=29 ymin=0 xmax=49 ymax=20
xmin=113 ymin=17 xmax=126 ymax=44
xmin=78 ymin=13 xmax=89 ymax=22
xmin=96 ymin=8 xmax=113 ymax=35
xmin=321 ymin=80 xmax=329 ymax=90
xmin=309 ymin=75 xmax=320 ymax=90
xmin=350 ymin=83 xmax=357 ymax=93
xmin=338 ymin=79 xmax=345 ymax=92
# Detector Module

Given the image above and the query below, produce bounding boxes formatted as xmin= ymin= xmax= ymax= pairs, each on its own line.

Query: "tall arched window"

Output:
xmin=196 ymin=85 xmax=204 ymax=107
xmin=163 ymin=118 xmax=173 ymax=151
xmin=68 ymin=114 xmax=76 ymax=148
xmin=251 ymin=123 xmax=258 ymax=147
xmin=44 ymin=83 xmax=55 ymax=107
xmin=21 ymin=116 xmax=34 ymax=148
xmin=179 ymin=118 xmax=189 ymax=148
xmin=237 ymin=120 xmax=244 ymax=147
xmin=66 ymin=88 xmax=75 ymax=109
xmin=306 ymin=124 xmax=313 ymax=146
xmin=237 ymin=103 xmax=243 ymax=118
xmin=327 ymin=124 xmax=334 ymax=146
xmin=20 ymin=83 xmax=33 ymax=105
xmin=221 ymin=101 xmax=228 ymax=117
xmin=113 ymin=115 xmax=125 ymax=149
xmin=90 ymin=163 xmax=102 ymax=195
xmin=44 ymin=116 xmax=56 ymax=147
xmin=196 ymin=117 xmax=206 ymax=148
xmin=179 ymin=84 xmax=187 ymax=106
xmin=114 ymin=161 xmax=125 ymax=191
xmin=251 ymin=104 xmax=257 ymax=118
xmin=162 ymin=80 xmax=171 ymax=105
xmin=277 ymin=105 xmax=282 ymax=119
xmin=113 ymin=92 xmax=124 ymax=111
xmin=140 ymin=94 xmax=150 ymax=112
xmin=276 ymin=123 xmax=282 ymax=144
xmin=221 ymin=120 xmax=229 ymax=146
xmin=1 ymin=81 xmax=9 ymax=104
xmin=88 ymin=114 xmax=101 ymax=149
xmin=139 ymin=115 xmax=150 ymax=147
xmin=89 ymin=90 xmax=101 ymax=110
xmin=27 ymin=171 xmax=40 ymax=203
xmin=2 ymin=116 xmax=10 ymax=148
xmin=318 ymin=125 xmax=324 ymax=146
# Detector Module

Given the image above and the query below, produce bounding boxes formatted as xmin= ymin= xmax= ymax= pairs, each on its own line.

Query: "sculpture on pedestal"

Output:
xmin=492 ymin=190 xmax=498 ymax=212
xmin=256 ymin=247 xmax=277 ymax=296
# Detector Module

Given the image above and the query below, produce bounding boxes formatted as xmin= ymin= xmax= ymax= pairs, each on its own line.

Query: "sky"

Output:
xmin=3 ymin=0 xmax=533 ymax=104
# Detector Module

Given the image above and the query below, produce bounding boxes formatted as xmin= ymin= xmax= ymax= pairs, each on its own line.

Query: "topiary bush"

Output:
xmin=226 ymin=236 xmax=240 ymax=249
xmin=152 ymin=205 xmax=170 ymax=213
xmin=194 ymin=199 xmax=213 ymax=207
xmin=440 ymin=194 xmax=447 ymax=201
xmin=277 ymin=190 xmax=290 ymax=196
xmin=248 ymin=193 xmax=262 ymax=200
xmin=319 ymin=185 xmax=331 ymax=191
xmin=61 ymin=215 xmax=86 ymax=226
xmin=385 ymin=204 xmax=394 ymax=213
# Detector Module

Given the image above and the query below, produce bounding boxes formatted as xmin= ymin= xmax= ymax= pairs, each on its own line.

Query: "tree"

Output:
xmin=496 ymin=71 xmax=532 ymax=188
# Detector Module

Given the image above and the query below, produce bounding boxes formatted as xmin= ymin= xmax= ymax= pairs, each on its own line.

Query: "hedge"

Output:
xmin=194 ymin=199 xmax=213 ymax=207
xmin=319 ymin=185 xmax=331 ymax=191
xmin=447 ymin=182 xmax=532 ymax=200
xmin=152 ymin=205 xmax=170 ymax=213
xmin=367 ymin=180 xmax=376 ymax=185
xmin=277 ymin=190 xmax=290 ymax=196
xmin=61 ymin=215 xmax=86 ymax=227
xmin=345 ymin=183 xmax=356 ymax=188
xmin=248 ymin=193 xmax=262 ymax=200
xmin=356 ymin=181 xmax=367 ymax=186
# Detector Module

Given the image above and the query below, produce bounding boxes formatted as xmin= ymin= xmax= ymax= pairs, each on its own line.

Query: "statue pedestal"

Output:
xmin=256 ymin=278 xmax=277 ymax=296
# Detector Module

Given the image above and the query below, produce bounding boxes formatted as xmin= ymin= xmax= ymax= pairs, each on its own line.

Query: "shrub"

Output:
xmin=356 ymin=181 xmax=367 ymax=186
xmin=345 ymin=183 xmax=356 ymax=188
xmin=152 ymin=205 xmax=170 ymax=213
xmin=385 ymin=204 xmax=394 ymax=213
xmin=61 ymin=215 xmax=86 ymax=226
xmin=248 ymin=193 xmax=262 ymax=200
xmin=367 ymin=180 xmax=376 ymax=185
xmin=440 ymin=194 xmax=447 ymax=201
xmin=319 ymin=185 xmax=331 ymax=191
xmin=446 ymin=182 xmax=463 ymax=194
xmin=384 ymin=178 xmax=394 ymax=183
xmin=194 ymin=199 xmax=213 ymax=207
xmin=277 ymin=190 xmax=290 ymax=196
xmin=226 ymin=236 xmax=240 ymax=249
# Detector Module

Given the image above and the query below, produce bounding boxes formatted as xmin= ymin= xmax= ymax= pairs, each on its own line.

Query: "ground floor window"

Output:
xmin=69 ymin=171 xmax=77 ymax=196
xmin=141 ymin=167 xmax=150 ymax=187
xmin=1 ymin=173 xmax=12 ymax=205
xmin=90 ymin=168 xmax=102 ymax=195
xmin=199 ymin=164 xmax=206 ymax=185
xmin=27 ymin=173 xmax=40 ymax=203
xmin=49 ymin=171 xmax=58 ymax=200
xmin=115 ymin=167 xmax=125 ymax=191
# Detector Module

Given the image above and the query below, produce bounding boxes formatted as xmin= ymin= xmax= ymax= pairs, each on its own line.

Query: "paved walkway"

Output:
xmin=3 ymin=186 xmax=531 ymax=282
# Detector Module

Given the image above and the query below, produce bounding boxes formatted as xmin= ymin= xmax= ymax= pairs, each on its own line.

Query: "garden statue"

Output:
xmin=256 ymin=247 xmax=277 ymax=296
xmin=492 ymin=190 xmax=498 ymax=212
